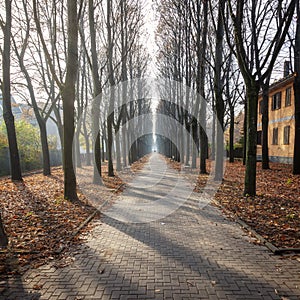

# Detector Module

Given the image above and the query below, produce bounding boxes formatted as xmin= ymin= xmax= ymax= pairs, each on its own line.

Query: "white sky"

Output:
xmin=142 ymin=0 xmax=159 ymax=77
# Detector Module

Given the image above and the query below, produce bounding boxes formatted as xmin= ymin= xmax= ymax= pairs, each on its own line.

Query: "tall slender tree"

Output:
xmin=88 ymin=0 xmax=103 ymax=183
xmin=293 ymin=0 xmax=300 ymax=174
xmin=225 ymin=0 xmax=296 ymax=196
xmin=33 ymin=0 xmax=80 ymax=200
xmin=214 ymin=0 xmax=225 ymax=181
xmin=1 ymin=0 xmax=22 ymax=181
xmin=12 ymin=0 xmax=51 ymax=176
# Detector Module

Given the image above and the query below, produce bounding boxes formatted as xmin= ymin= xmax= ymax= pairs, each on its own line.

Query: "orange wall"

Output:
xmin=257 ymin=81 xmax=295 ymax=159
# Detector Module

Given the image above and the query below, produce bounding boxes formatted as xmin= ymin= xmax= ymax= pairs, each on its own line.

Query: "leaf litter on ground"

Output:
xmin=0 ymin=155 xmax=150 ymax=277
xmin=167 ymin=158 xmax=300 ymax=250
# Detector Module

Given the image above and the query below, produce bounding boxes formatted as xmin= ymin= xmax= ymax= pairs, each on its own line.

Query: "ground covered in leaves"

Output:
xmin=0 ymin=168 xmax=97 ymax=278
xmin=0 ymin=156 xmax=150 ymax=278
xmin=176 ymin=159 xmax=300 ymax=250
xmin=1 ymin=155 xmax=298 ymax=280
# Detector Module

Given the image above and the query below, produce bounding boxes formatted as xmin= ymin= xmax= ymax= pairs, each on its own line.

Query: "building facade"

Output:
xmin=257 ymin=74 xmax=295 ymax=163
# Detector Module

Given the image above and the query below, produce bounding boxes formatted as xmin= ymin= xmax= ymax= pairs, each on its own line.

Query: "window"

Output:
xmin=259 ymin=100 xmax=263 ymax=114
xmin=285 ymin=87 xmax=292 ymax=107
xmin=272 ymin=92 xmax=281 ymax=110
xmin=257 ymin=131 xmax=262 ymax=145
xmin=283 ymin=126 xmax=290 ymax=145
xmin=272 ymin=128 xmax=278 ymax=145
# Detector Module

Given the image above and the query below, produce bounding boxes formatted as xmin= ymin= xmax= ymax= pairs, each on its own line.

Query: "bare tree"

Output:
xmin=224 ymin=0 xmax=296 ymax=196
xmin=12 ymin=0 xmax=52 ymax=175
xmin=88 ymin=0 xmax=103 ymax=183
xmin=33 ymin=0 xmax=80 ymax=200
xmin=1 ymin=0 xmax=22 ymax=181
xmin=106 ymin=0 xmax=115 ymax=177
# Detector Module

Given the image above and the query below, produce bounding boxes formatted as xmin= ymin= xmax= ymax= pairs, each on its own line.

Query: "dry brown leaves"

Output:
xmin=167 ymin=159 xmax=299 ymax=249
xmin=130 ymin=155 xmax=151 ymax=172
xmin=215 ymin=160 xmax=300 ymax=249
xmin=0 ymin=156 xmax=151 ymax=277
xmin=0 ymin=168 xmax=98 ymax=275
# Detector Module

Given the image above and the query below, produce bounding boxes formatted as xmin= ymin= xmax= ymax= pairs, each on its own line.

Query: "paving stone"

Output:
xmin=1 ymin=154 xmax=299 ymax=299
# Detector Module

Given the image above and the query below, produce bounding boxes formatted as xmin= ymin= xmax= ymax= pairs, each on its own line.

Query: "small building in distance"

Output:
xmin=224 ymin=110 xmax=244 ymax=145
xmin=0 ymin=94 xmax=23 ymax=119
xmin=257 ymin=71 xmax=295 ymax=164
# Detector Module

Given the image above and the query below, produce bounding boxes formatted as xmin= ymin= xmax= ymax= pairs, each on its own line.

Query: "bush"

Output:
xmin=0 ymin=119 xmax=42 ymax=172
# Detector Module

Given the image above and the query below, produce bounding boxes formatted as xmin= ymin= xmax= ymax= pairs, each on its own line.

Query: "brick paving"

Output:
xmin=1 ymin=154 xmax=300 ymax=299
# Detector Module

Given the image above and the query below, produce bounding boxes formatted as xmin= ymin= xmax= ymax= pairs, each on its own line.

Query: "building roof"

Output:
xmin=259 ymin=74 xmax=295 ymax=97
xmin=0 ymin=94 xmax=23 ymax=118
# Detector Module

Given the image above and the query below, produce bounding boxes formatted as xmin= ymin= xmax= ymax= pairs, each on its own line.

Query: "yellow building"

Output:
xmin=257 ymin=74 xmax=295 ymax=163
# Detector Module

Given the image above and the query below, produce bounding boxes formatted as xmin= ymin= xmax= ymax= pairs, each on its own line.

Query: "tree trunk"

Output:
xmin=39 ymin=120 xmax=51 ymax=175
xmin=115 ymin=127 xmax=121 ymax=171
xmin=185 ymin=126 xmax=190 ymax=165
xmin=243 ymin=100 xmax=247 ymax=165
xmin=107 ymin=0 xmax=115 ymax=177
xmin=199 ymin=116 xmax=208 ymax=173
xmin=261 ymin=81 xmax=270 ymax=169
xmin=75 ymin=129 xmax=82 ymax=168
xmin=52 ymin=104 xmax=64 ymax=152
xmin=191 ymin=120 xmax=198 ymax=168
xmin=2 ymin=0 xmax=22 ymax=181
xmin=198 ymin=0 xmax=208 ymax=174
xmin=293 ymin=76 xmax=300 ymax=174
xmin=89 ymin=0 xmax=102 ymax=183
xmin=244 ymin=81 xmax=259 ymax=196
xmin=214 ymin=0 xmax=225 ymax=181
xmin=82 ymin=111 xmax=91 ymax=166
xmin=62 ymin=0 xmax=79 ymax=201
xmin=122 ymin=121 xmax=127 ymax=168
xmin=293 ymin=1 xmax=300 ymax=174
xmin=229 ymin=106 xmax=235 ymax=163
xmin=107 ymin=112 xmax=114 ymax=176
xmin=211 ymin=100 xmax=216 ymax=161
xmin=102 ymin=135 xmax=106 ymax=162
xmin=93 ymin=132 xmax=102 ymax=182
xmin=0 ymin=214 xmax=8 ymax=248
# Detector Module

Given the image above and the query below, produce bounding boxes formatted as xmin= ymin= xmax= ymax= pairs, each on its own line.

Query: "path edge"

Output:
xmin=211 ymin=199 xmax=300 ymax=255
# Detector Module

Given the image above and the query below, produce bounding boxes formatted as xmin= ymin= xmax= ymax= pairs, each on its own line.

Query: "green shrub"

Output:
xmin=0 ymin=119 xmax=42 ymax=171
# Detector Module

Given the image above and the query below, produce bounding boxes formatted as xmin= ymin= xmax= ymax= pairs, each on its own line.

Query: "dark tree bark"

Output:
xmin=61 ymin=0 xmax=79 ymax=200
xmin=243 ymin=99 xmax=247 ymax=165
xmin=214 ymin=0 xmax=225 ymax=181
xmin=2 ymin=0 xmax=22 ymax=181
xmin=293 ymin=0 xmax=300 ymax=174
xmin=120 ymin=0 xmax=128 ymax=169
xmin=0 ymin=213 xmax=8 ymax=248
xmin=88 ymin=0 xmax=103 ymax=183
xmin=261 ymin=79 xmax=270 ymax=169
xmin=107 ymin=0 xmax=115 ymax=177
xmin=82 ymin=109 xmax=91 ymax=166
xmin=199 ymin=0 xmax=208 ymax=174
xmin=244 ymin=81 xmax=260 ymax=196
xmin=229 ymin=105 xmax=235 ymax=163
